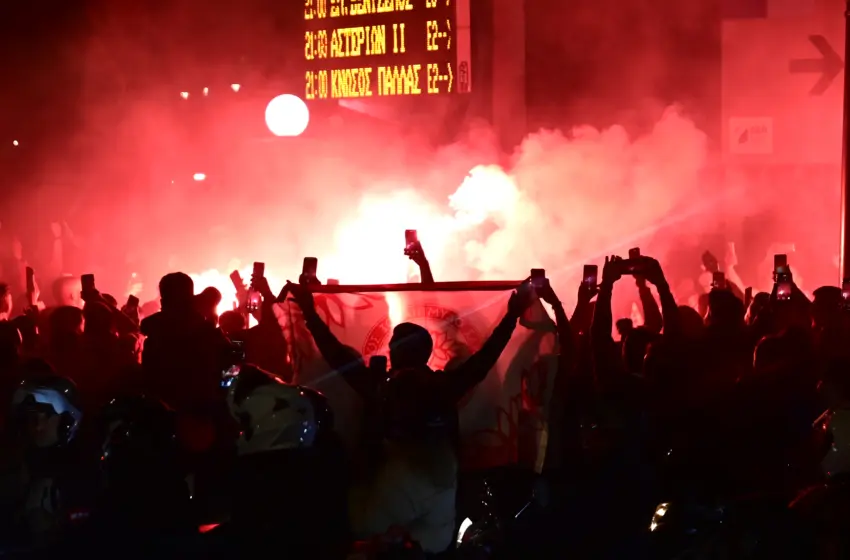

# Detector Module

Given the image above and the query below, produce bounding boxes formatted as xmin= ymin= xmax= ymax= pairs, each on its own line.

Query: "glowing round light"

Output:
xmin=180 ymin=92 xmax=189 ymax=100
xmin=231 ymin=84 xmax=241 ymax=92
xmin=193 ymin=173 xmax=206 ymax=181
xmin=12 ymin=140 xmax=18 ymax=147
xmin=265 ymin=94 xmax=310 ymax=137
xmin=203 ymin=87 xmax=209 ymax=96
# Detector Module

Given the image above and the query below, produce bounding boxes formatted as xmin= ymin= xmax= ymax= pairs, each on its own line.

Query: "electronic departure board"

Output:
xmin=303 ymin=0 xmax=472 ymax=100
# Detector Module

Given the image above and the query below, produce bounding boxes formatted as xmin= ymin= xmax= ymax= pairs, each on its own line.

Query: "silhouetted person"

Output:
xmin=195 ymin=286 xmax=222 ymax=326
xmin=219 ymin=310 xmax=246 ymax=338
xmin=140 ymin=273 xmax=231 ymax=453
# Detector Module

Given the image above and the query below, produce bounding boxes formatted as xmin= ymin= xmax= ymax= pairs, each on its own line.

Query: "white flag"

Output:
xmin=279 ymin=282 xmax=558 ymax=471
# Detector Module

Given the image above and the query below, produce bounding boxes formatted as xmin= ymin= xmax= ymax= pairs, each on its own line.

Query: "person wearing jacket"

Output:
xmin=140 ymin=272 xmax=232 ymax=453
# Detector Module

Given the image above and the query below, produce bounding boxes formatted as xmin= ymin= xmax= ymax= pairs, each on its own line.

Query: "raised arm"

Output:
xmin=536 ymin=280 xmax=575 ymax=380
xmin=287 ymin=283 xmax=375 ymax=400
xmin=636 ymin=276 xmax=662 ymax=335
xmin=641 ymin=257 xmax=680 ymax=340
xmin=591 ymin=256 xmax=621 ymax=385
xmin=445 ymin=284 xmax=532 ymax=403
xmin=405 ymin=241 xmax=434 ymax=285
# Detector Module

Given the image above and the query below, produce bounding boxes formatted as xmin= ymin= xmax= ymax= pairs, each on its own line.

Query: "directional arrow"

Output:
xmin=789 ymin=35 xmax=844 ymax=96
xmin=447 ymin=63 xmax=453 ymax=92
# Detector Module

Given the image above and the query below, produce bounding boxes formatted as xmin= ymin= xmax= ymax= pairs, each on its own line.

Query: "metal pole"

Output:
xmin=840 ymin=0 xmax=850 ymax=282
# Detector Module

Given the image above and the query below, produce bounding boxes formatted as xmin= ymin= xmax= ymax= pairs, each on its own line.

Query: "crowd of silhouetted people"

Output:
xmin=0 ymin=237 xmax=848 ymax=559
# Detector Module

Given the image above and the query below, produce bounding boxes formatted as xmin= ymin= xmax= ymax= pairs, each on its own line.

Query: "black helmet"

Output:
xmin=226 ymin=364 xmax=334 ymax=455
xmin=99 ymin=395 xmax=178 ymax=473
xmin=10 ymin=375 xmax=82 ymax=447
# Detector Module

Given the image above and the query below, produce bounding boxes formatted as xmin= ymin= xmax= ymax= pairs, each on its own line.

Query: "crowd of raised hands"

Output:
xmin=0 ymin=232 xmax=846 ymax=558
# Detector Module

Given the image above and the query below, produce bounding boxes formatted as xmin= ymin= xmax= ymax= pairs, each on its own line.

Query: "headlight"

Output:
xmin=649 ymin=502 xmax=669 ymax=532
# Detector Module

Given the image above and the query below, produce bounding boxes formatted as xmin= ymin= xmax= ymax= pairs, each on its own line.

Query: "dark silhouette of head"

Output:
xmin=50 ymin=306 xmax=84 ymax=338
xmin=812 ymin=286 xmax=842 ymax=330
xmin=18 ymin=358 xmax=55 ymax=378
xmin=219 ymin=310 xmax=246 ymax=336
xmin=677 ymin=305 xmax=705 ymax=340
xmin=101 ymin=293 xmax=119 ymax=308
xmin=389 ymin=322 xmax=433 ymax=370
xmin=615 ymin=318 xmax=633 ymax=340
xmin=753 ymin=334 xmax=784 ymax=375
xmin=745 ymin=292 xmax=771 ymax=326
xmin=158 ymin=273 xmax=194 ymax=313
xmin=195 ymin=287 xmax=222 ymax=322
xmin=84 ymin=301 xmax=114 ymax=336
xmin=622 ymin=326 xmax=655 ymax=375
xmin=705 ymin=289 xmax=745 ymax=330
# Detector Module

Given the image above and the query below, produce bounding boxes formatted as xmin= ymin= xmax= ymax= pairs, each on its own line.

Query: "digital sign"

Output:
xmin=303 ymin=0 xmax=472 ymax=100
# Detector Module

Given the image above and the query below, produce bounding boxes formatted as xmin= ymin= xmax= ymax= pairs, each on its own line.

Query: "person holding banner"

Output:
xmin=285 ymin=280 xmax=535 ymax=554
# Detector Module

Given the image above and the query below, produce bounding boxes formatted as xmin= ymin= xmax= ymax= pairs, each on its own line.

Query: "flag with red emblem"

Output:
xmin=278 ymin=281 xmax=558 ymax=471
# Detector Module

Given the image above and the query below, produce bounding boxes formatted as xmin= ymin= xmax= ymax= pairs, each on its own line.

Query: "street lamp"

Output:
xmin=264 ymin=94 xmax=310 ymax=137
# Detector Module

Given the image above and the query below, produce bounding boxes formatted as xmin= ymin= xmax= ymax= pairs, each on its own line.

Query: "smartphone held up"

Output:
xmin=246 ymin=262 xmax=265 ymax=312
xmin=300 ymin=257 xmax=319 ymax=286
xmin=81 ymin=274 xmax=96 ymax=293
xmin=773 ymin=254 xmax=792 ymax=302
xmin=711 ymin=272 xmax=726 ymax=290
xmin=583 ymin=265 xmax=598 ymax=289
xmin=404 ymin=229 xmax=418 ymax=249
xmin=530 ymin=268 xmax=547 ymax=290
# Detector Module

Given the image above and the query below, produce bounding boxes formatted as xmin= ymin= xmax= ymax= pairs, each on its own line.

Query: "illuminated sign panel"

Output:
xmin=304 ymin=0 xmax=472 ymax=100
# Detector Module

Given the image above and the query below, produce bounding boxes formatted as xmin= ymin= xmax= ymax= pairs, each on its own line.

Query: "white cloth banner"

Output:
xmin=280 ymin=285 xmax=558 ymax=471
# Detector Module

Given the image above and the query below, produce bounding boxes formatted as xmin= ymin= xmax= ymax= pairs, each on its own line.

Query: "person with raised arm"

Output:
xmin=286 ymin=280 xmax=533 ymax=553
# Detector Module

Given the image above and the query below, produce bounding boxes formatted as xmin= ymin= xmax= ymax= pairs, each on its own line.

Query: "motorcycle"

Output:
xmin=456 ymin=473 xmax=549 ymax=559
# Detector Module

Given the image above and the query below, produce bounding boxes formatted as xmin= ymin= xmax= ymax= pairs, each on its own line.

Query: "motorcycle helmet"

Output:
xmin=226 ymin=365 xmax=333 ymax=456
xmin=381 ymin=367 xmax=452 ymax=443
xmin=99 ymin=395 xmax=178 ymax=473
xmin=10 ymin=375 xmax=82 ymax=448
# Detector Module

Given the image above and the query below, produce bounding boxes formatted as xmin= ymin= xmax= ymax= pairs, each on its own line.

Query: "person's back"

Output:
xmin=43 ymin=306 xmax=85 ymax=383
xmin=350 ymin=438 xmax=457 ymax=554
xmin=349 ymin=367 xmax=458 ymax=555
xmin=141 ymin=273 xmax=228 ymax=415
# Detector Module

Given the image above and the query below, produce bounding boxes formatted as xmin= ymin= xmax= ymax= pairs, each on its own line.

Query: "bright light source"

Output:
xmin=12 ymin=140 xmax=18 ymax=147
xmin=180 ymin=92 xmax=190 ymax=100
xmin=457 ymin=518 xmax=473 ymax=544
xmin=203 ymin=87 xmax=209 ymax=96
xmin=265 ymin=94 xmax=310 ymax=137
xmin=231 ymin=84 xmax=241 ymax=92
xmin=193 ymin=173 xmax=206 ymax=181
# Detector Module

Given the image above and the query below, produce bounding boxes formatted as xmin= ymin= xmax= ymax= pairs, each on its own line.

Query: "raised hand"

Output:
xmin=535 ymin=278 xmax=560 ymax=306
xmin=508 ymin=280 xmax=535 ymax=318
xmin=251 ymin=274 xmax=274 ymax=301
xmin=286 ymin=281 xmax=315 ymax=314
xmin=601 ymin=255 xmax=623 ymax=287
xmin=640 ymin=256 xmax=668 ymax=288
xmin=404 ymin=240 xmax=427 ymax=265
